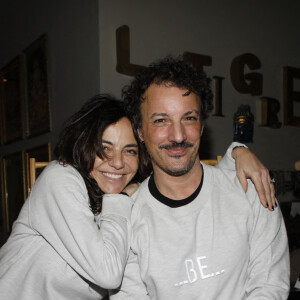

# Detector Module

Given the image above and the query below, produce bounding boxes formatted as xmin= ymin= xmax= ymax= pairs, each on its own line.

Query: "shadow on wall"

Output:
xmin=198 ymin=126 xmax=213 ymax=159
xmin=0 ymin=231 xmax=9 ymax=248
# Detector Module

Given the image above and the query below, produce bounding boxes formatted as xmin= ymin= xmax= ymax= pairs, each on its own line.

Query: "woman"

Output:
xmin=0 ymin=95 xmax=149 ymax=299
xmin=0 ymin=94 xmax=273 ymax=299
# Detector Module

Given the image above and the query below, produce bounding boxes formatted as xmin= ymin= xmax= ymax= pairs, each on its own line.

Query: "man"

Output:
xmin=111 ymin=57 xmax=289 ymax=299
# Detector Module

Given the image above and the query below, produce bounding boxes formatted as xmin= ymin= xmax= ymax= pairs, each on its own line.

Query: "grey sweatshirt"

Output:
xmin=110 ymin=159 xmax=290 ymax=299
xmin=0 ymin=161 xmax=133 ymax=299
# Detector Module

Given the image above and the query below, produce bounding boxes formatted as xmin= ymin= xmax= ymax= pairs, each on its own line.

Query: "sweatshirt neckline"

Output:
xmin=148 ymin=165 xmax=204 ymax=208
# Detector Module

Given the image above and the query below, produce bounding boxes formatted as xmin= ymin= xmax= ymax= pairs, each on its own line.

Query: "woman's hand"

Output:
xmin=232 ymin=147 xmax=276 ymax=211
xmin=122 ymin=183 xmax=140 ymax=197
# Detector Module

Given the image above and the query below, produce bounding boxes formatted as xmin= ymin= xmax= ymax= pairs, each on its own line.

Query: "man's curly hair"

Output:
xmin=122 ymin=56 xmax=214 ymax=131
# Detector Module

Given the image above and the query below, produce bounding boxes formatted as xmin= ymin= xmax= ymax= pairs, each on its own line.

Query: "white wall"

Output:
xmin=99 ymin=0 xmax=300 ymax=170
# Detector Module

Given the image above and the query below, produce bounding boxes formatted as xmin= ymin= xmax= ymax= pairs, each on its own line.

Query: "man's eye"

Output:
xmin=154 ymin=118 xmax=166 ymax=123
xmin=185 ymin=116 xmax=198 ymax=121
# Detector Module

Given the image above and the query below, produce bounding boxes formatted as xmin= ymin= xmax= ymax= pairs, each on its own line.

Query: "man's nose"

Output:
xmin=169 ymin=122 xmax=186 ymax=143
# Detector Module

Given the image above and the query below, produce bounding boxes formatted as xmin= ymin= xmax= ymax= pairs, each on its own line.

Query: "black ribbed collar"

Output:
xmin=148 ymin=166 xmax=204 ymax=208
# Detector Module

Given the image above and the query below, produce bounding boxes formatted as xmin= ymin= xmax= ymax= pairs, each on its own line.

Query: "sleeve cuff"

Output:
xmin=216 ymin=142 xmax=248 ymax=170
xmin=227 ymin=142 xmax=248 ymax=161
xmin=101 ymin=194 xmax=134 ymax=219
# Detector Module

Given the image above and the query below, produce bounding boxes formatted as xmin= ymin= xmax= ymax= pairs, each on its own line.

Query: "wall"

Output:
xmin=99 ymin=0 xmax=300 ymax=171
xmin=0 ymin=0 xmax=99 ymax=242
xmin=0 ymin=0 xmax=100 ymax=157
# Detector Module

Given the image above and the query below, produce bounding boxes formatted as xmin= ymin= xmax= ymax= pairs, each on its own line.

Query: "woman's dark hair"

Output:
xmin=54 ymin=94 xmax=150 ymax=215
xmin=122 ymin=55 xmax=213 ymax=131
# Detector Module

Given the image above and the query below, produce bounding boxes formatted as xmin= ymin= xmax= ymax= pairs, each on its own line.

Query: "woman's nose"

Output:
xmin=108 ymin=152 xmax=125 ymax=169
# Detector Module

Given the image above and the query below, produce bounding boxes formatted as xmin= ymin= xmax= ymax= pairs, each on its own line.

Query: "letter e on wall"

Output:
xmin=283 ymin=66 xmax=300 ymax=126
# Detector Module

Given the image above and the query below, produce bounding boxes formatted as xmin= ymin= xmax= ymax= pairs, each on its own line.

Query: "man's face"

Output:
xmin=138 ymin=83 xmax=204 ymax=177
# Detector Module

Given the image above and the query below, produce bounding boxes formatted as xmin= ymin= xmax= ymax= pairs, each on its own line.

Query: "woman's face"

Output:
xmin=90 ymin=117 xmax=139 ymax=194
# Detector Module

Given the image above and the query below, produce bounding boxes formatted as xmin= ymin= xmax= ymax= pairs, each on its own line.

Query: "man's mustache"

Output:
xmin=159 ymin=141 xmax=193 ymax=150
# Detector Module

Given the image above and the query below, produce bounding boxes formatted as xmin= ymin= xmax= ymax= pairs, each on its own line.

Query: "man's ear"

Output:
xmin=200 ymin=125 xmax=204 ymax=136
xmin=137 ymin=128 xmax=144 ymax=142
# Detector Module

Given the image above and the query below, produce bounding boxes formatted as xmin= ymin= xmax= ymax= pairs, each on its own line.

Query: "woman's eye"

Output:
xmin=103 ymin=146 xmax=111 ymax=153
xmin=126 ymin=149 xmax=138 ymax=155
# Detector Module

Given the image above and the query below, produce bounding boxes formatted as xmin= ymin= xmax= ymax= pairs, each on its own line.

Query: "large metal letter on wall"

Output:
xmin=230 ymin=53 xmax=262 ymax=96
xmin=283 ymin=66 xmax=300 ymax=126
xmin=116 ymin=25 xmax=144 ymax=76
